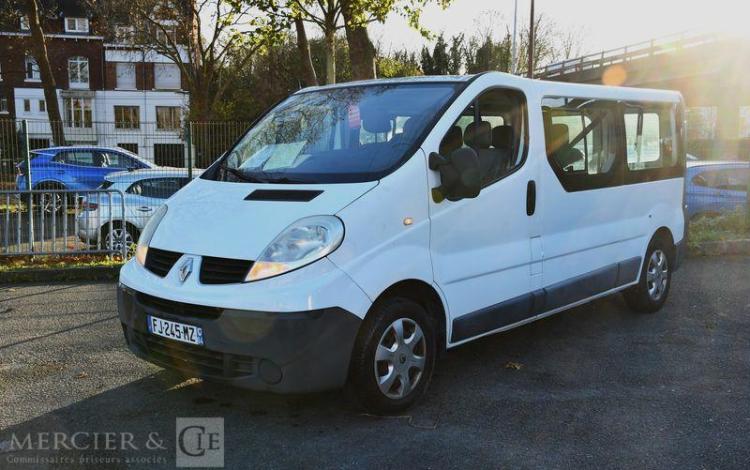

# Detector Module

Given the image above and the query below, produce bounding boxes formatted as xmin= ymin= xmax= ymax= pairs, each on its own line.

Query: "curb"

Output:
xmin=0 ymin=265 xmax=122 ymax=284
xmin=690 ymin=239 xmax=750 ymax=257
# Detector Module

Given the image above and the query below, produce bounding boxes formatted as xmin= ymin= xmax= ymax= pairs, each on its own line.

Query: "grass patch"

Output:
xmin=689 ymin=210 xmax=750 ymax=249
xmin=0 ymin=254 xmax=124 ymax=272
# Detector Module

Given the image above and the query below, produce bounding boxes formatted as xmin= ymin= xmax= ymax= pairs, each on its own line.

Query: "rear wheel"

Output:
xmin=102 ymin=223 xmax=138 ymax=255
xmin=32 ymin=183 xmax=65 ymax=214
xmin=623 ymin=236 xmax=673 ymax=313
xmin=347 ymin=297 xmax=437 ymax=414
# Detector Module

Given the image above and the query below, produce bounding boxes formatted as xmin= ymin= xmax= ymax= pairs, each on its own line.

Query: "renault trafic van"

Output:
xmin=118 ymin=72 xmax=686 ymax=412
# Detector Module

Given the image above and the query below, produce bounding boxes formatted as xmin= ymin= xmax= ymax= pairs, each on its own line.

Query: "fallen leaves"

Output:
xmin=504 ymin=361 xmax=523 ymax=371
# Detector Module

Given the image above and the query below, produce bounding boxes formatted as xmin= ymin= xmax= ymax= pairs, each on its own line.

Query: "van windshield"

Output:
xmin=205 ymin=83 xmax=459 ymax=184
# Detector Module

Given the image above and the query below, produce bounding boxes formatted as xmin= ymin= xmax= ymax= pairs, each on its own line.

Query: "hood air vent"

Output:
xmin=244 ymin=189 xmax=323 ymax=202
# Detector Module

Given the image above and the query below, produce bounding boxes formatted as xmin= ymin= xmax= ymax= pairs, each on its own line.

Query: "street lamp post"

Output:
xmin=527 ymin=0 xmax=535 ymax=78
xmin=511 ymin=0 xmax=519 ymax=74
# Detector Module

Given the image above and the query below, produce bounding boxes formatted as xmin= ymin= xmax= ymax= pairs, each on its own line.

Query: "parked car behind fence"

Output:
xmin=686 ymin=161 xmax=750 ymax=219
xmin=78 ymin=168 xmax=200 ymax=252
xmin=15 ymin=146 xmax=155 ymax=211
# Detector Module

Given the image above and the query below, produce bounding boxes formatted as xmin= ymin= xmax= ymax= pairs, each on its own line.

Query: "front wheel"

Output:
xmin=623 ymin=237 xmax=673 ymax=313
xmin=347 ymin=298 xmax=437 ymax=414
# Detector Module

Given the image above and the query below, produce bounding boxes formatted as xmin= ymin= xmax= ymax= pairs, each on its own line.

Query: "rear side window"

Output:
xmin=543 ymin=97 xmax=621 ymax=191
xmin=127 ymin=178 xmax=182 ymax=199
xmin=623 ymin=104 xmax=677 ymax=171
xmin=103 ymin=152 xmax=136 ymax=169
xmin=58 ymin=151 xmax=98 ymax=167
xmin=693 ymin=168 xmax=749 ymax=192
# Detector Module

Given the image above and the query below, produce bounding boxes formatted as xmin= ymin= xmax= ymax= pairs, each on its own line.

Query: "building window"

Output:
xmin=64 ymin=97 xmax=93 ymax=128
xmin=23 ymin=99 xmax=31 ymax=112
xmin=39 ymin=100 xmax=46 ymax=112
xmin=114 ymin=106 xmax=140 ymax=129
xmin=0 ymin=97 xmax=8 ymax=114
xmin=154 ymin=63 xmax=181 ymax=90
xmin=64 ymin=17 xmax=89 ymax=34
xmin=118 ymin=143 xmax=138 ymax=154
xmin=68 ymin=56 xmax=89 ymax=89
xmin=156 ymin=106 xmax=181 ymax=130
xmin=25 ymin=56 xmax=40 ymax=81
xmin=155 ymin=24 xmax=177 ymax=45
xmin=116 ymin=63 xmax=136 ymax=90
xmin=20 ymin=16 xmax=30 ymax=31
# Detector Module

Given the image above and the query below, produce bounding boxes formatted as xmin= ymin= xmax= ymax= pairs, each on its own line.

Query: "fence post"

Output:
xmin=22 ymin=119 xmax=34 ymax=253
xmin=185 ymin=121 xmax=193 ymax=179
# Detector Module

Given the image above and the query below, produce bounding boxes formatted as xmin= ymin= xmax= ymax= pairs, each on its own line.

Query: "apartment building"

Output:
xmin=0 ymin=0 xmax=190 ymax=164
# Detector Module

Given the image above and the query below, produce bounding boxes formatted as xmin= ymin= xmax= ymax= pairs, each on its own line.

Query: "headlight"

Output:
xmin=245 ymin=215 xmax=344 ymax=282
xmin=135 ymin=205 xmax=168 ymax=266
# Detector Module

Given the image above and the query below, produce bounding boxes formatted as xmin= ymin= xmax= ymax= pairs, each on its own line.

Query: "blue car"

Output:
xmin=15 ymin=146 xmax=156 ymax=211
xmin=686 ymin=161 xmax=750 ymax=219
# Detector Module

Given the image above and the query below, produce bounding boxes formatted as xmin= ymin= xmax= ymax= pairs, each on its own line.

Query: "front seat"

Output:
xmin=465 ymin=121 xmax=498 ymax=183
xmin=492 ymin=125 xmax=515 ymax=174
xmin=439 ymin=125 xmax=463 ymax=156
xmin=550 ymin=124 xmax=584 ymax=170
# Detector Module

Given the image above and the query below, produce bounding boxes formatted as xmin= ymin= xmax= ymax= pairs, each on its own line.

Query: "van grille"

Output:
xmin=136 ymin=292 xmax=223 ymax=320
xmin=144 ymin=248 xmax=182 ymax=277
xmin=200 ymin=256 xmax=254 ymax=285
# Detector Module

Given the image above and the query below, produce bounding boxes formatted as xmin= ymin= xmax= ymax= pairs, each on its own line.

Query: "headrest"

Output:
xmin=551 ymin=124 xmax=570 ymax=145
xmin=492 ymin=126 xmax=514 ymax=149
xmin=361 ymin=109 xmax=392 ymax=134
xmin=440 ymin=125 xmax=463 ymax=155
xmin=464 ymin=121 xmax=492 ymax=149
xmin=402 ymin=117 xmax=419 ymax=136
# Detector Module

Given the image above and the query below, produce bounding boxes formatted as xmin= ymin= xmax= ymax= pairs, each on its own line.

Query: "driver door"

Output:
xmin=428 ymin=87 xmax=541 ymax=344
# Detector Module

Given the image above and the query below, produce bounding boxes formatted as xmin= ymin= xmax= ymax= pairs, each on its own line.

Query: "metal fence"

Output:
xmin=2 ymin=188 xmax=128 ymax=257
xmin=0 ymin=118 xmax=250 ymax=257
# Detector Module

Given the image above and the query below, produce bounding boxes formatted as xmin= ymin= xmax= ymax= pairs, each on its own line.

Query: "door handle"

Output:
xmin=137 ymin=206 xmax=153 ymax=212
xmin=526 ymin=180 xmax=536 ymax=216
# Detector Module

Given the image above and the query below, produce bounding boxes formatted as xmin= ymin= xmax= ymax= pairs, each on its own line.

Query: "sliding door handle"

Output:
xmin=526 ymin=180 xmax=536 ymax=216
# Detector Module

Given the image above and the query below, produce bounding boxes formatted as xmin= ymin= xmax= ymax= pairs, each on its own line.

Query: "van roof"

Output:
xmin=299 ymin=72 xmax=683 ymax=103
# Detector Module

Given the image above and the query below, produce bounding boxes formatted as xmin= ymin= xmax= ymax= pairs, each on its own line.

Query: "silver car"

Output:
xmin=77 ymin=168 xmax=201 ymax=251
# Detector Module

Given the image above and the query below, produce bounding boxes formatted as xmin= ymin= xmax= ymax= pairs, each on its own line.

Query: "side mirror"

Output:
xmin=429 ymin=148 xmax=481 ymax=202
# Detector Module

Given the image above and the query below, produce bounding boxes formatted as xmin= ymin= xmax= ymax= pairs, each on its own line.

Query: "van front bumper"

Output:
xmin=118 ymin=284 xmax=362 ymax=393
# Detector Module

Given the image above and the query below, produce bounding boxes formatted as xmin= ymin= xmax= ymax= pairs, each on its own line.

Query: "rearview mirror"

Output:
xmin=429 ymin=148 xmax=481 ymax=202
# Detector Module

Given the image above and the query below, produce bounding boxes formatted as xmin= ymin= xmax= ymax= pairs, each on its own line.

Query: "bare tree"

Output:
xmin=89 ymin=0 xmax=283 ymax=121
xmin=0 ymin=1 xmax=65 ymax=143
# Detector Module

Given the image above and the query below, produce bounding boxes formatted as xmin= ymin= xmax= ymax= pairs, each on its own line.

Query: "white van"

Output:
xmin=118 ymin=72 xmax=686 ymax=412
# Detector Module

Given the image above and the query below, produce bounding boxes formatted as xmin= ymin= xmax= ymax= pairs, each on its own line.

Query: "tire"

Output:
xmin=347 ymin=297 xmax=438 ymax=414
xmin=32 ymin=184 xmax=65 ymax=214
xmin=102 ymin=223 xmax=138 ymax=255
xmin=623 ymin=236 xmax=674 ymax=313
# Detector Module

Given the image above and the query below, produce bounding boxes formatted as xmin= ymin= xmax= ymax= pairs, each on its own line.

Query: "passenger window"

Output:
xmin=59 ymin=151 xmax=97 ymax=167
xmin=439 ymin=88 xmax=527 ymax=186
xmin=128 ymin=178 xmax=181 ymax=199
xmin=693 ymin=169 xmax=749 ymax=192
xmin=544 ymin=98 xmax=619 ymax=176
xmin=624 ymin=104 xmax=676 ymax=170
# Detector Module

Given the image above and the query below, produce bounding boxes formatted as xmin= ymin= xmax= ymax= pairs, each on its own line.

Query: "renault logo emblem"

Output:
xmin=178 ymin=258 xmax=193 ymax=283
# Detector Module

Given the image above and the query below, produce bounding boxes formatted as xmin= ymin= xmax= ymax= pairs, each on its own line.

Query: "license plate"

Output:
xmin=147 ymin=315 xmax=204 ymax=346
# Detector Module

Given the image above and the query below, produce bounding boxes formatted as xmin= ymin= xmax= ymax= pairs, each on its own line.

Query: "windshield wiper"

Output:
xmin=218 ymin=164 xmax=270 ymax=183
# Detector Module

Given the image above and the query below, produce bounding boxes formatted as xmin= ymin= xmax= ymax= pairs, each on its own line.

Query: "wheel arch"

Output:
xmin=368 ymin=279 xmax=448 ymax=352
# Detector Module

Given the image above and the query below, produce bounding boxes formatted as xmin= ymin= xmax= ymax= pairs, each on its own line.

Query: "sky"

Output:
xmin=368 ymin=0 xmax=750 ymax=59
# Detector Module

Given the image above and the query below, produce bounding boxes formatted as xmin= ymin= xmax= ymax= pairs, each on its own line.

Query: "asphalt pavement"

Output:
xmin=1 ymin=256 xmax=749 ymax=469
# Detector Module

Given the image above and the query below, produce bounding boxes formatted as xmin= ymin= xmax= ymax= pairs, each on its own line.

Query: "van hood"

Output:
xmin=149 ymin=178 xmax=377 ymax=260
